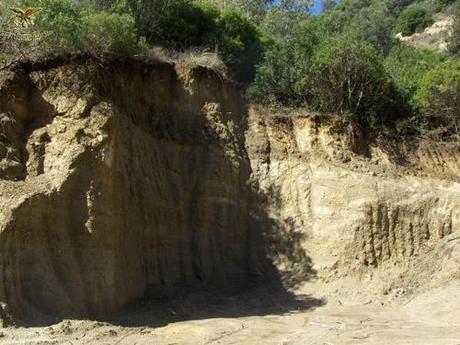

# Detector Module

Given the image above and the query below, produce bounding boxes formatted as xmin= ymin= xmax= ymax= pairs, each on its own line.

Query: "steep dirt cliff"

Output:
xmin=247 ymin=109 xmax=460 ymax=292
xmin=0 ymin=56 xmax=256 ymax=323
xmin=0 ymin=58 xmax=459 ymax=341
xmin=396 ymin=14 xmax=454 ymax=52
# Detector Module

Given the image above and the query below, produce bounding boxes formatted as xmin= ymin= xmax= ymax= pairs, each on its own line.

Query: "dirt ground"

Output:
xmin=1 ymin=276 xmax=459 ymax=345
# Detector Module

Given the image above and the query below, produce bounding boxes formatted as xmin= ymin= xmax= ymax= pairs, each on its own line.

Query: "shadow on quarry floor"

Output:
xmin=107 ymin=283 xmax=326 ymax=328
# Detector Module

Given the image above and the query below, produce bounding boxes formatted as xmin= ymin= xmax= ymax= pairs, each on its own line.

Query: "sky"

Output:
xmin=272 ymin=1 xmax=338 ymax=15
xmin=311 ymin=0 xmax=323 ymax=15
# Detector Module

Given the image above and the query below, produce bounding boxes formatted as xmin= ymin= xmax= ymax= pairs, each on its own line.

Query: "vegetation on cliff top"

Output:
xmin=0 ymin=0 xmax=459 ymax=140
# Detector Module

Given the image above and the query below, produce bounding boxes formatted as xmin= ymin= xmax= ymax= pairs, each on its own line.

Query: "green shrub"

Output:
xmin=448 ymin=2 xmax=460 ymax=56
xmin=395 ymin=5 xmax=433 ymax=36
xmin=434 ymin=0 xmax=456 ymax=11
xmin=164 ymin=2 xmax=218 ymax=48
xmin=413 ymin=59 xmax=460 ymax=140
xmin=126 ymin=0 xmax=218 ymax=48
xmin=386 ymin=0 xmax=417 ymax=17
xmin=125 ymin=0 xmax=264 ymax=82
xmin=250 ymin=28 xmax=407 ymax=129
xmin=16 ymin=0 xmax=144 ymax=55
xmin=384 ymin=43 xmax=445 ymax=106
xmin=200 ymin=0 xmax=269 ymax=20
xmin=346 ymin=4 xmax=396 ymax=54
xmin=248 ymin=40 xmax=304 ymax=105
xmin=82 ymin=11 xmax=143 ymax=55
xmin=261 ymin=6 xmax=310 ymax=39
xmin=32 ymin=0 xmax=85 ymax=52
xmin=308 ymin=35 xmax=398 ymax=127
xmin=248 ymin=18 xmax=321 ymax=105
xmin=213 ymin=11 xmax=266 ymax=82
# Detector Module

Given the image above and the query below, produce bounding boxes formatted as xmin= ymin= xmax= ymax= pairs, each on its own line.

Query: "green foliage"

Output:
xmin=248 ymin=18 xmax=321 ymax=105
xmin=321 ymin=0 xmax=337 ymax=13
xmin=200 ymin=0 xmax=270 ymax=20
xmin=448 ymin=2 xmax=460 ymax=56
xmin=214 ymin=11 xmax=266 ymax=82
xmin=386 ymin=0 xmax=417 ymax=17
xmin=385 ymin=43 xmax=445 ymax=105
xmin=276 ymin=0 xmax=312 ymax=12
xmin=128 ymin=0 xmax=219 ymax=48
xmin=395 ymin=5 xmax=434 ymax=35
xmin=413 ymin=59 xmax=460 ymax=140
xmin=16 ymin=0 xmax=144 ymax=54
xmin=345 ymin=3 xmax=396 ymax=54
xmin=83 ymin=10 xmax=141 ymax=55
xmin=125 ymin=0 xmax=265 ymax=81
xmin=434 ymin=0 xmax=456 ymax=11
xmin=32 ymin=0 xmax=85 ymax=51
xmin=308 ymin=35 xmax=398 ymax=127
xmin=262 ymin=6 xmax=310 ymax=39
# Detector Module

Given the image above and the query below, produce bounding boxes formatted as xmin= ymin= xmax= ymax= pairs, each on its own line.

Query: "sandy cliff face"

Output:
xmin=396 ymin=14 xmax=454 ymax=52
xmin=247 ymin=110 xmax=460 ymax=289
xmin=0 ymin=58 xmax=459 ymax=326
xmin=0 ymin=56 xmax=253 ymax=323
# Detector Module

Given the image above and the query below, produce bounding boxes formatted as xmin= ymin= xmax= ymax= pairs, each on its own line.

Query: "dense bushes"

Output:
xmin=384 ymin=43 xmax=445 ymax=105
xmin=250 ymin=30 xmax=404 ymax=129
xmin=214 ymin=11 xmax=266 ymax=81
xmin=395 ymin=5 xmax=433 ymax=35
xmin=126 ymin=0 xmax=217 ymax=48
xmin=10 ymin=0 xmax=145 ymax=55
xmin=1 ymin=0 xmax=265 ymax=81
xmin=122 ymin=0 xmax=266 ymax=81
xmin=1 ymin=0 xmax=459 ymax=140
xmin=248 ymin=19 xmax=321 ymax=106
xmin=413 ymin=59 xmax=460 ymax=139
xmin=83 ymin=11 xmax=141 ymax=55
xmin=449 ymin=2 xmax=460 ymax=56
xmin=32 ymin=0 xmax=86 ymax=51
xmin=345 ymin=3 xmax=396 ymax=54
xmin=308 ymin=36 xmax=392 ymax=123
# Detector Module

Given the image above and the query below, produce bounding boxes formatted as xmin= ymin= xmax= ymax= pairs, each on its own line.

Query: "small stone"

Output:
xmin=393 ymin=287 xmax=406 ymax=296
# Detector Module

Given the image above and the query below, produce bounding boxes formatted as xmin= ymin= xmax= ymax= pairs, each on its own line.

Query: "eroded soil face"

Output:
xmin=0 ymin=57 xmax=459 ymax=344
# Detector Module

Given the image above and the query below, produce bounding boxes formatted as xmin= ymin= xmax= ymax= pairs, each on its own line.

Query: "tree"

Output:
xmin=83 ymin=10 xmax=142 ymax=55
xmin=386 ymin=0 xmax=416 ymax=17
xmin=384 ymin=43 xmax=445 ymax=106
xmin=321 ymin=0 xmax=337 ymax=13
xmin=276 ymin=0 xmax=312 ymax=13
xmin=307 ymin=35 xmax=403 ymax=129
xmin=346 ymin=3 xmax=396 ymax=54
xmin=248 ymin=18 xmax=320 ymax=105
xmin=448 ymin=1 xmax=460 ymax=56
xmin=214 ymin=10 xmax=266 ymax=82
xmin=125 ymin=0 xmax=184 ymax=44
xmin=202 ymin=0 xmax=272 ymax=20
xmin=31 ymin=0 xmax=86 ymax=51
xmin=414 ymin=59 xmax=460 ymax=140
xmin=395 ymin=5 xmax=433 ymax=36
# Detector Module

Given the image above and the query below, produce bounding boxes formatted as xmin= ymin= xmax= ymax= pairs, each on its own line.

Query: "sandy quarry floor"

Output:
xmin=1 ymin=277 xmax=460 ymax=345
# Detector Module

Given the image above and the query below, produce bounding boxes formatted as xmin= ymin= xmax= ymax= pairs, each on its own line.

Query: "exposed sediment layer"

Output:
xmin=246 ymin=111 xmax=460 ymax=281
xmin=0 ymin=56 xmax=253 ymax=322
